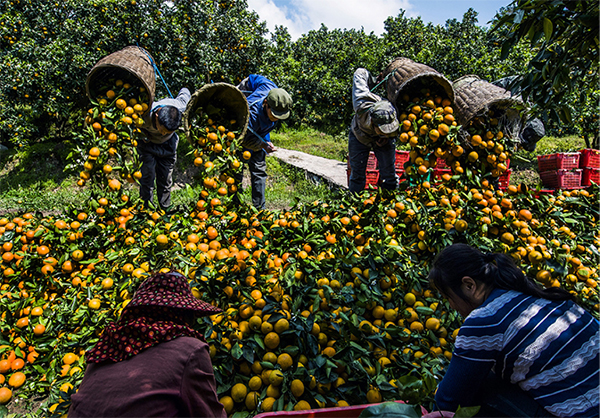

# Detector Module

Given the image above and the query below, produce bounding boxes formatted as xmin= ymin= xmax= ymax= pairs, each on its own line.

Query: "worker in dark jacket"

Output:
xmin=348 ymin=68 xmax=399 ymax=193
xmin=68 ymin=271 xmax=226 ymax=417
xmin=138 ymin=88 xmax=191 ymax=211
xmin=235 ymin=75 xmax=292 ymax=209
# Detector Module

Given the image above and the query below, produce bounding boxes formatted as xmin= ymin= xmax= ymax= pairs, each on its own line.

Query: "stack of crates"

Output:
xmin=580 ymin=149 xmax=600 ymax=187
xmin=537 ymin=152 xmax=582 ymax=189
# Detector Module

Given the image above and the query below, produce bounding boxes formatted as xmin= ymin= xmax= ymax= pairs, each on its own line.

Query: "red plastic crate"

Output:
xmin=540 ymin=169 xmax=582 ymax=189
xmin=434 ymin=158 xmax=449 ymax=169
xmin=534 ymin=189 xmax=555 ymax=198
xmin=582 ymin=167 xmax=600 ymax=186
xmin=498 ymin=169 xmax=511 ymax=190
xmin=537 ymin=153 xmax=580 ymax=172
xmin=254 ymin=400 xmax=428 ymax=418
xmin=367 ymin=152 xmax=378 ymax=170
xmin=579 ymin=149 xmax=600 ymax=169
xmin=394 ymin=150 xmax=410 ymax=170
xmin=365 ymin=169 xmax=379 ymax=188
xmin=396 ymin=169 xmax=407 ymax=184
xmin=433 ymin=168 xmax=452 ymax=183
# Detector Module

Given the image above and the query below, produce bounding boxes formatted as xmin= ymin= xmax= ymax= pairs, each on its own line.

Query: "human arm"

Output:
xmin=175 ymin=87 xmax=192 ymax=109
xmin=434 ymin=353 xmax=495 ymax=411
xmin=242 ymin=75 xmax=277 ymax=104
xmin=180 ymin=343 xmax=226 ymax=418
xmin=351 ymin=68 xmax=381 ymax=113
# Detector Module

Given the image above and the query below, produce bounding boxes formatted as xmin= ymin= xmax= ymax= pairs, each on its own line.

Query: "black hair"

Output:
xmin=428 ymin=243 xmax=574 ymax=303
xmin=156 ymin=105 xmax=182 ymax=132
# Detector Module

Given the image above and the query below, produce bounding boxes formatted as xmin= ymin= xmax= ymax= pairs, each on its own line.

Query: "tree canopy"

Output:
xmin=0 ymin=0 xmax=596 ymax=147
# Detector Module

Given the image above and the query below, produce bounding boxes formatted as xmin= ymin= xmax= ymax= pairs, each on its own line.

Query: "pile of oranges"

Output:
xmin=397 ymin=90 xmax=516 ymax=187
xmin=77 ymin=79 xmax=149 ymax=190
xmin=187 ymin=110 xmax=243 ymax=213
xmin=0 ymin=79 xmax=598 ymax=418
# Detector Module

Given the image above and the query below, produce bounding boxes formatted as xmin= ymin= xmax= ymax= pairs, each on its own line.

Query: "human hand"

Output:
xmin=263 ymin=142 xmax=277 ymax=153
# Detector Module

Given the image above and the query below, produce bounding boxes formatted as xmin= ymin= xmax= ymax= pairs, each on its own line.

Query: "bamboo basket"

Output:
xmin=86 ymin=46 xmax=156 ymax=105
xmin=382 ymin=57 xmax=454 ymax=108
xmin=183 ymin=83 xmax=249 ymax=145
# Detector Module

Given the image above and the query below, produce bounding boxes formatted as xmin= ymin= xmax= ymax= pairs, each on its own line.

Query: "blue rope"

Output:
xmin=136 ymin=43 xmax=174 ymax=99
xmin=371 ymin=68 xmax=397 ymax=93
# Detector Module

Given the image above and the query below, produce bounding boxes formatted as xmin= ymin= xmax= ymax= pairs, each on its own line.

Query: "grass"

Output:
xmin=0 ymin=130 xmax=591 ymax=216
xmin=0 ymin=132 xmax=341 ymax=216
xmin=271 ymin=127 xmax=348 ymax=162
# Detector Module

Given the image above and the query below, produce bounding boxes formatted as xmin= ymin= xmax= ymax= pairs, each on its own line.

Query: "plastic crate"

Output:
xmin=498 ymin=169 xmax=511 ymax=190
xmin=365 ymin=169 xmax=379 ymax=188
xmin=396 ymin=169 xmax=407 ymax=184
xmin=540 ymin=169 xmax=582 ymax=189
xmin=254 ymin=400 xmax=427 ymax=418
xmin=434 ymin=158 xmax=449 ymax=169
xmin=534 ymin=189 xmax=555 ymax=198
xmin=394 ymin=150 xmax=410 ymax=170
xmin=582 ymin=167 xmax=600 ymax=187
xmin=367 ymin=152 xmax=378 ymax=170
xmin=579 ymin=149 xmax=600 ymax=169
xmin=433 ymin=168 xmax=452 ymax=183
xmin=537 ymin=153 xmax=580 ymax=172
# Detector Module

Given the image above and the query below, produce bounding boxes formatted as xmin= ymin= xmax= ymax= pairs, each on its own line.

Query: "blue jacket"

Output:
xmin=237 ymin=75 xmax=278 ymax=151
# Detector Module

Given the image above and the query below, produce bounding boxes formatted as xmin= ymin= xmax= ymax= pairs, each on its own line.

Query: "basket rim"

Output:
xmin=85 ymin=46 xmax=156 ymax=104
xmin=182 ymin=82 xmax=250 ymax=146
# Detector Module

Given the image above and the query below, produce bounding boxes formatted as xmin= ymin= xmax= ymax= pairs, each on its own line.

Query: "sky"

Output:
xmin=246 ymin=0 xmax=512 ymax=40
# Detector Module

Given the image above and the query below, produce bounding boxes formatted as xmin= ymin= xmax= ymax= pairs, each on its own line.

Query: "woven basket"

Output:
xmin=183 ymin=83 xmax=249 ymax=145
xmin=453 ymin=75 xmax=524 ymax=127
xmin=382 ymin=57 xmax=454 ymax=108
xmin=86 ymin=46 xmax=156 ymax=105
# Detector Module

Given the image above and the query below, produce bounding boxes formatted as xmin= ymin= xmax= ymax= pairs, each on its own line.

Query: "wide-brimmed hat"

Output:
xmin=266 ymin=88 xmax=293 ymax=120
xmin=128 ymin=271 xmax=221 ymax=317
xmin=370 ymin=100 xmax=399 ymax=134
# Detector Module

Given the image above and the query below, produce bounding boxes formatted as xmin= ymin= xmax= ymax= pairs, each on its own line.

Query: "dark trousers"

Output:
xmin=348 ymin=129 xmax=397 ymax=193
xmin=234 ymin=149 xmax=267 ymax=210
xmin=475 ymin=372 xmax=554 ymax=418
xmin=138 ymin=134 xmax=178 ymax=210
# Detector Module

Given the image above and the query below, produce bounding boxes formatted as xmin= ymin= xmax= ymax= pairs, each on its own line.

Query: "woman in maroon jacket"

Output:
xmin=68 ymin=272 xmax=226 ymax=418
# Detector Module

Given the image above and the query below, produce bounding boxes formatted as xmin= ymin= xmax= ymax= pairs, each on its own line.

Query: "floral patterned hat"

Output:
xmin=127 ymin=271 xmax=221 ymax=316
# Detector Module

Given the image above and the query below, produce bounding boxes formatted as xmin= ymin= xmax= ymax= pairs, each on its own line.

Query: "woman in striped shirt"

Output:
xmin=428 ymin=243 xmax=599 ymax=418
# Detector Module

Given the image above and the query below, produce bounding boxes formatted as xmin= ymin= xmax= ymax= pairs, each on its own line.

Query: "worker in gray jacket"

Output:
xmin=492 ymin=77 xmax=545 ymax=152
xmin=348 ymin=68 xmax=400 ymax=193
xmin=139 ymin=88 xmax=191 ymax=211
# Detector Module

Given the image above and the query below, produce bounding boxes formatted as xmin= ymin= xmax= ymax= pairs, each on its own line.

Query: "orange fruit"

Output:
xmin=10 ymin=358 xmax=25 ymax=370
xmin=0 ymin=387 xmax=12 ymax=404
xmin=264 ymin=332 xmax=280 ymax=350
xmin=33 ymin=324 xmax=46 ymax=336
xmin=8 ymin=371 xmax=25 ymax=389
xmin=0 ymin=360 xmax=10 ymax=374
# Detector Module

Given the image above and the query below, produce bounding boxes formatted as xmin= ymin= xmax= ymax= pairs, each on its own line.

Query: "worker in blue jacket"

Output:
xmin=235 ymin=75 xmax=292 ymax=209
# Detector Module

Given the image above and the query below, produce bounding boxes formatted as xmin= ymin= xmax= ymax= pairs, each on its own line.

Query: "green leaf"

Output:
xmin=455 ymin=405 xmax=481 ymax=418
xmin=357 ymin=401 xmax=420 ymax=418
xmin=542 ymin=17 xmax=553 ymax=41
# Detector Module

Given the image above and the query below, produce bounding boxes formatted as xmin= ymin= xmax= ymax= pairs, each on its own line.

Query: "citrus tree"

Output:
xmin=491 ymin=0 xmax=599 ymax=146
xmin=0 ymin=0 xmax=269 ymax=147
xmin=381 ymin=9 xmax=532 ymax=82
